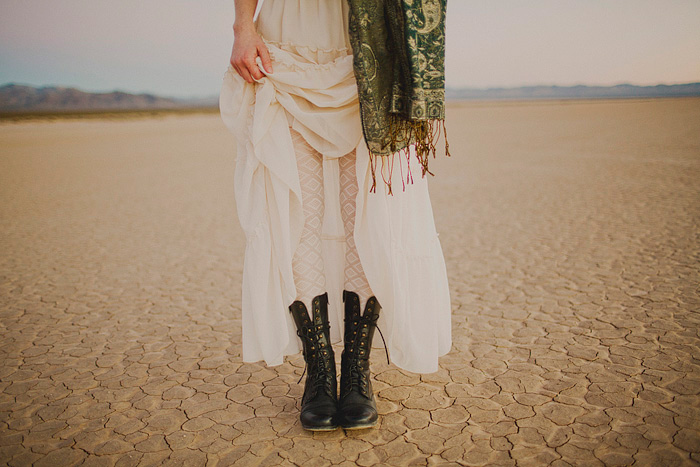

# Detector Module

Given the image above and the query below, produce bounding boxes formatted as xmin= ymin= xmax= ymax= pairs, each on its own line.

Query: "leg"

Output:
xmin=338 ymin=149 xmax=381 ymax=429
xmin=291 ymin=128 xmax=326 ymax=305
xmin=339 ymin=149 xmax=373 ymax=307
xmin=288 ymin=128 xmax=338 ymax=431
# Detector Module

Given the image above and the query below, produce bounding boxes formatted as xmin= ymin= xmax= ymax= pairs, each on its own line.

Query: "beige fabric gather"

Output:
xmin=219 ymin=0 xmax=451 ymax=373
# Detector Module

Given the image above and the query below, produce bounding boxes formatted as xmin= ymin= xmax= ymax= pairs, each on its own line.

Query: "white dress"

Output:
xmin=219 ymin=0 xmax=452 ymax=374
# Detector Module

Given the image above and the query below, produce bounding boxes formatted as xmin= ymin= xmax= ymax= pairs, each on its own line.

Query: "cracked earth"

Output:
xmin=1 ymin=97 xmax=699 ymax=466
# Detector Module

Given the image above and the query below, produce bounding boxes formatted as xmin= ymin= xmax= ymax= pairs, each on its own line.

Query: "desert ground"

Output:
xmin=1 ymin=97 xmax=699 ymax=466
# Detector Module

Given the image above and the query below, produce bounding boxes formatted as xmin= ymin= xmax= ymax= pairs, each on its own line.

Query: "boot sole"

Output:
xmin=342 ymin=421 xmax=378 ymax=430
xmin=301 ymin=424 xmax=340 ymax=432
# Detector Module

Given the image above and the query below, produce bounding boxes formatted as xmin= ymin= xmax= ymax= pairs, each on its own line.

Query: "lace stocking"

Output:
xmin=339 ymin=149 xmax=374 ymax=308
xmin=290 ymin=128 xmax=326 ymax=305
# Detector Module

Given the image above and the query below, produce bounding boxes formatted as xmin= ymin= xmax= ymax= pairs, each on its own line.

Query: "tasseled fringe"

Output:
xmin=368 ymin=117 xmax=450 ymax=194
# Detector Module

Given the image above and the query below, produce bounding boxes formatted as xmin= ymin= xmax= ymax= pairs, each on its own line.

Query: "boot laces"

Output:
xmin=344 ymin=313 xmax=389 ymax=395
xmin=297 ymin=324 xmax=334 ymax=397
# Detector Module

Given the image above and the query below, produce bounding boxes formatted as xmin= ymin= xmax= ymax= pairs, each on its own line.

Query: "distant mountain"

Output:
xmin=0 ymin=84 xmax=187 ymax=112
xmin=2 ymin=82 xmax=699 ymax=113
xmin=177 ymin=95 xmax=219 ymax=107
xmin=446 ymin=82 xmax=700 ymax=101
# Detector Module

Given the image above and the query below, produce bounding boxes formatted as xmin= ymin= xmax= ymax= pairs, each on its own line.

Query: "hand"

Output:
xmin=230 ymin=24 xmax=273 ymax=84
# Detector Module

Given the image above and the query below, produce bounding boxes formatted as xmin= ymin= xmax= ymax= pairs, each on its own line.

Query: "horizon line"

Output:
xmin=1 ymin=80 xmax=699 ymax=100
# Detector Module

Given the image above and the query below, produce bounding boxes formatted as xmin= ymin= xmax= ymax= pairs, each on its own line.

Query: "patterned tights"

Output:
xmin=290 ymin=128 xmax=373 ymax=308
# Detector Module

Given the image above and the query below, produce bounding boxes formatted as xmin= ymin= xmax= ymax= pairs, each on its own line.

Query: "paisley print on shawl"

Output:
xmin=414 ymin=0 xmax=442 ymax=34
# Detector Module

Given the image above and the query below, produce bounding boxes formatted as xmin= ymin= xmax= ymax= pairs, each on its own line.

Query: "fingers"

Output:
xmin=231 ymin=56 xmax=253 ymax=83
xmin=229 ymin=38 xmax=273 ymax=83
xmin=246 ymin=56 xmax=264 ymax=81
xmin=234 ymin=63 xmax=254 ymax=84
xmin=231 ymin=50 xmax=269 ymax=83
xmin=258 ymin=44 xmax=273 ymax=74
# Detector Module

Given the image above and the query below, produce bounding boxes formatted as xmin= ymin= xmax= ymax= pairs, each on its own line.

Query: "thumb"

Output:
xmin=258 ymin=44 xmax=273 ymax=74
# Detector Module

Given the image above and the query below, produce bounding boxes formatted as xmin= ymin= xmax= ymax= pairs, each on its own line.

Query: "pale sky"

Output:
xmin=1 ymin=0 xmax=699 ymax=98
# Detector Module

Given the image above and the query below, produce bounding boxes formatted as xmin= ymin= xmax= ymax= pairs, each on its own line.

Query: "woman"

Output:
xmin=220 ymin=0 xmax=451 ymax=431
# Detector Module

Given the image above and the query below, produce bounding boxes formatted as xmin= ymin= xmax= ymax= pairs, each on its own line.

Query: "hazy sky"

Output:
xmin=1 ymin=0 xmax=699 ymax=98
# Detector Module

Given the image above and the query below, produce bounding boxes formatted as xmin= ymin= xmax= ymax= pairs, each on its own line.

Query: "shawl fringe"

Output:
xmin=369 ymin=117 xmax=450 ymax=194
xmin=347 ymin=0 xmax=450 ymax=194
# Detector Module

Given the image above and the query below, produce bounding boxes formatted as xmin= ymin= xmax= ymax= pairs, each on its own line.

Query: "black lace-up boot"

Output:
xmin=288 ymin=293 xmax=338 ymax=431
xmin=338 ymin=290 xmax=385 ymax=429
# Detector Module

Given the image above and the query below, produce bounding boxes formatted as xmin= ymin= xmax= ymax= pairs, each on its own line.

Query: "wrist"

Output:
xmin=233 ymin=21 xmax=256 ymax=34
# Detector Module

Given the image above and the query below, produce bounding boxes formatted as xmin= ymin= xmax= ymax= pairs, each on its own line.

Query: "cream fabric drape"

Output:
xmin=219 ymin=0 xmax=451 ymax=373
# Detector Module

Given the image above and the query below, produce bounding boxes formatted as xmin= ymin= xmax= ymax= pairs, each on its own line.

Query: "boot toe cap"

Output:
xmin=339 ymin=404 xmax=378 ymax=429
xmin=300 ymin=410 xmax=338 ymax=430
xmin=300 ymin=399 xmax=339 ymax=431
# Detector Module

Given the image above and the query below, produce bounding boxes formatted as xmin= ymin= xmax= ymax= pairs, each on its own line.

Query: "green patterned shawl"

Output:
xmin=347 ymin=0 xmax=449 ymax=192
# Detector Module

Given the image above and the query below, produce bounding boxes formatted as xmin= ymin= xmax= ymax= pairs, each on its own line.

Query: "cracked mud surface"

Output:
xmin=1 ymin=98 xmax=699 ymax=466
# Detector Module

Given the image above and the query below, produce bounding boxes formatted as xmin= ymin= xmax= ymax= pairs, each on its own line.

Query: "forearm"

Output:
xmin=233 ymin=0 xmax=258 ymax=33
